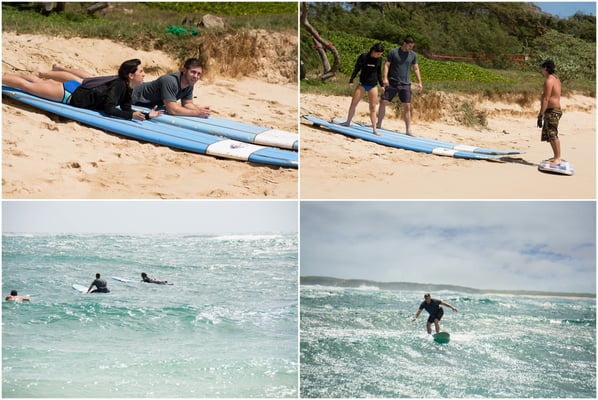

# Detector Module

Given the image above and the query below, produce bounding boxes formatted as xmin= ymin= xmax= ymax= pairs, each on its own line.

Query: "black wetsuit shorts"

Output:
xmin=427 ymin=306 xmax=444 ymax=323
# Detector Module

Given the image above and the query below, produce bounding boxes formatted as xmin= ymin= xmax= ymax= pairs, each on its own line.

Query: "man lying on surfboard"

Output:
xmin=412 ymin=293 xmax=457 ymax=334
xmin=141 ymin=272 xmax=168 ymax=285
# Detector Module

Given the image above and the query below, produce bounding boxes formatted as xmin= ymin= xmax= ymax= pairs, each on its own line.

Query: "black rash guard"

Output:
xmin=349 ymin=53 xmax=383 ymax=87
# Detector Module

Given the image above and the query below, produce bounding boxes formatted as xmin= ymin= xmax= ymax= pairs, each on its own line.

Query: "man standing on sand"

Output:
xmin=537 ymin=59 xmax=563 ymax=165
xmin=132 ymin=58 xmax=211 ymax=118
xmin=377 ymin=35 xmax=423 ymax=135
xmin=412 ymin=293 xmax=458 ymax=334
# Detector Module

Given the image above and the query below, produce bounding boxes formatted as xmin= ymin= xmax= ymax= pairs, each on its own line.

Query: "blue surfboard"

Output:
xmin=133 ymin=106 xmax=298 ymax=151
xmin=339 ymin=119 xmax=521 ymax=156
xmin=303 ymin=115 xmax=515 ymax=160
xmin=3 ymin=85 xmax=298 ymax=168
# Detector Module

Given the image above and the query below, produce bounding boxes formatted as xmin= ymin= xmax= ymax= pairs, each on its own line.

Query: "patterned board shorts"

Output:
xmin=541 ymin=108 xmax=563 ymax=142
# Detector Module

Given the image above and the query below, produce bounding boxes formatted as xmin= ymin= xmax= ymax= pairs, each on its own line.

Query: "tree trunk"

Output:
xmin=300 ymin=2 xmax=340 ymax=81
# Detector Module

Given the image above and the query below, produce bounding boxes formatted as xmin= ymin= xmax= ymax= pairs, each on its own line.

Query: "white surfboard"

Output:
xmin=538 ymin=159 xmax=574 ymax=176
xmin=72 ymin=284 xmax=88 ymax=293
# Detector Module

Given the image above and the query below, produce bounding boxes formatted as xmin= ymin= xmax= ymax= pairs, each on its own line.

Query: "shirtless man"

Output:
xmin=5 ymin=290 xmax=30 ymax=302
xmin=537 ymin=59 xmax=563 ymax=165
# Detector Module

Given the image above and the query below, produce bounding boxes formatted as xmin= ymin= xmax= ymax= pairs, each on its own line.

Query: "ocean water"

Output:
xmin=2 ymin=233 xmax=298 ymax=398
xmin=301 ymin=284 xmax=596 ymax=398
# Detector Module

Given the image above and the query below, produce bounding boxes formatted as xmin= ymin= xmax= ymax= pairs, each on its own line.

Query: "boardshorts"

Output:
xmin=541 ymin=108 xmax=562 ymax=142
xmin=427 ymin=306 xmax=444 ymax=323
xmin=381 ymin=82 xmax=412 ymax=103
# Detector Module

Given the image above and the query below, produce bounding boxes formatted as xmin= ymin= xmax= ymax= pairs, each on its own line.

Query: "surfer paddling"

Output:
xmin=537 ymin=59 xmax=563 ymax=166
xmin=141 ymin=272 xmax=168 ymax=285
xmin=5 ymin=290 xmax=30 ymax=302
xmin=412 ymin=293 xmax=457 ymax=334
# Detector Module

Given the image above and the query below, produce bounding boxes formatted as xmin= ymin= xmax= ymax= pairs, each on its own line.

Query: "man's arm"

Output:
xmin=413 ymin=63 xmax=422 ymax=93
xmin=382 ymin=61 xmax=390 ymax=86
xmin=164 ymin=99 xmax=211 ymax=118
xmin=441 ymin=300 xmax=458 ymax=312
xmin=412 ymin=308 xmax=422 ymax=321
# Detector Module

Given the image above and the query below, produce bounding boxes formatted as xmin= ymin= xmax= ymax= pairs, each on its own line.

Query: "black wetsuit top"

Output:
xmin=70 ymin=78 xmax=134 ymax=120
xmin=91 ymin=278 xmax=110 ymax=293
xmin=349 ymin=53 xmax=383 ymax=87
xmin=419 ymin=299 xmax=442 ymax=317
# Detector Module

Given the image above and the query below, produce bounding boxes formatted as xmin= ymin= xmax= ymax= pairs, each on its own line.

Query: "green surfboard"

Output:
xmin=433 ymin=332 xmax=450 ymax=344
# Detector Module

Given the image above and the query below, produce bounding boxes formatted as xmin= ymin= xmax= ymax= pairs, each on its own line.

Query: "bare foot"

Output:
xmin=372 ymin=129 xmax=381 ymax=136
xmin=406 ymin=131 xmax=414 ymax=137
xmin=338 ymin=121 xmax=351 ymax=127
xmin=52 ymin=64 xmax=66 ymax=72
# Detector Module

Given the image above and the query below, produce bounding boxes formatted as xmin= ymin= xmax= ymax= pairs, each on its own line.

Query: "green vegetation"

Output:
xmin=2 ymin=2 xmax=297 ymax=65
xmin=301 ymin=2 xmax=595 ymax=90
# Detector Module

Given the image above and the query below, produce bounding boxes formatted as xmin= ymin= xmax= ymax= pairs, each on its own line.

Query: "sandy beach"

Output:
xmin=300 ymin=91 xmax=595 ymax=199
xmin=2 ymin=32 xmax=298 ymax=199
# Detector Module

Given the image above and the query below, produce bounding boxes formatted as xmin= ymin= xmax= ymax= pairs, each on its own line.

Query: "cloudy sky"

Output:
xmin=301 ymin=202 xmax=595 ymax=294
xmin=3 ymin=201 xmax=297 ymax=235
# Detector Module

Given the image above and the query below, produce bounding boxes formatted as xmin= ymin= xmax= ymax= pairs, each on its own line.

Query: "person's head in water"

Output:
xmin=141 ymin=272 xmax=148 ymax=279
xmin=424 ymin=293 xmax=432 ymax=303
xmin=10 ymin=290 xmax=18 ymax=296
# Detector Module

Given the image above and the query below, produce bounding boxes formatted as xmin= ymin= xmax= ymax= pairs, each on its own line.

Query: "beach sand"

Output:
xmin=2 ymin=32 xmax=298 ymax=199
xmin=300 ymin=91 xmax=595 ymax=199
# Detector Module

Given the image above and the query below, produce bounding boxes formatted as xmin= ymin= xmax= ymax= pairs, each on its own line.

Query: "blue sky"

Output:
xmin=535 ymin=2 xmax=596 ymax=17
xmin=2 ymin=201 xmax=298 ymax=235
xmin=300 ymin=202 xmax=596 ymax=294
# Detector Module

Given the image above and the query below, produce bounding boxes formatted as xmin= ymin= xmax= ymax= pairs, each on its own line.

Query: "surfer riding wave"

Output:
xmin=412 ymin=293 xmax=457 ymax=334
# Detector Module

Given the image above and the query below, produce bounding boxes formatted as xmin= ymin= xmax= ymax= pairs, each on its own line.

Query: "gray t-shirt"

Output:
xmin=132 ymin=72 xmax=193 ymax=107
xmin=386 ymin=47 xmax=418 ymax=85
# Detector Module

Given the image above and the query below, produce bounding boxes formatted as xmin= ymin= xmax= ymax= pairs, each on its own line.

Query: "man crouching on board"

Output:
xmin=412 ymin=293 xmax=458 ymax=334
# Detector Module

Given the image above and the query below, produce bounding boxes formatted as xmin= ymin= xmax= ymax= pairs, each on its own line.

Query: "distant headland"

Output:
xmin=301 ymin=276 xmax=596 ymax=298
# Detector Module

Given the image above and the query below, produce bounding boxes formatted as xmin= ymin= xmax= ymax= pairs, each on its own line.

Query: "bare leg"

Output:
xmin=377 ymin=99 xmax=389 ymax=129
xmin=549 ymin=138 xmax=561 ymax=165
xmin=367 ymin=87 xmax=380 ymax=135
xmin=426 ymin=321 xmax=432 ymax=335
xmin=52 ymin=64 xmax=92 ymax=79
xmin=340 ymin=86 xmax=365 ymax=127
xmin=3 ymin=72 xmax=65 ymax=102
xmin=403 ymin=102 xmax=413 ymax=136
xmin=434 ymin=318 xmax=441 ymax=333
xmin=36 ymin=70 xmax=84 ymax=83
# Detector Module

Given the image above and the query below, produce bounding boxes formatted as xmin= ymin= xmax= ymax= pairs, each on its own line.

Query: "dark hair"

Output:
xmin=10 ymin=290 xmax=17 ymax=296
xmin=424 ymin=293 xmax=431 ymax=298
xmin=541 ymin=59 xmax=555 ymax=74
xmin=369 ymin=43 xmax=385 ymax=54
xmin=404 ymin=35 xmax=415 ymax=44
xmin=183 ymin=58 xmax=203 ymax=70
xmin=96 ymin=273 xmax=101 ymax=279
xmin=118 ymin=59 xmax=141 ymax=81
